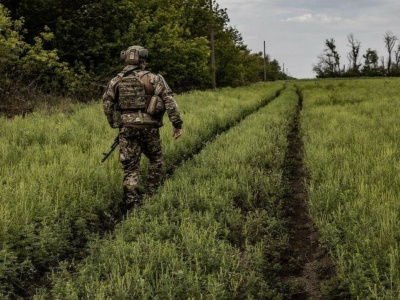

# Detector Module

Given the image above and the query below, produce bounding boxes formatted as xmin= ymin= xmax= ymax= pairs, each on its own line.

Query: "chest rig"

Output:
xmin=115 ymin=68 xmax=159 ymax=128
xmin=117 ymin=69 xmax=154 ymax=111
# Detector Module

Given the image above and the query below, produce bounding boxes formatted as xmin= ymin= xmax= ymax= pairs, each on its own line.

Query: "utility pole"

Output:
xmin=263 ymin=41 xmax=267 ymax=81
xmin=210 ymin=0 xmax=216 ymax=89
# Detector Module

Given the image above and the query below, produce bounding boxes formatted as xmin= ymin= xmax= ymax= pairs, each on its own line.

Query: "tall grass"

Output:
xmin=299 ymin=78 xmax=400 ymax=298
xmin=0 ymin=82 xmax=283 ymax=297
xmin=36 ymin=87 xmax=299 ymax=299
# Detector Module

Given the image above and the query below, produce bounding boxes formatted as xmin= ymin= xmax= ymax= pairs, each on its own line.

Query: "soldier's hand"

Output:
xmin=173 ymin=128 xmax=182 ymax=139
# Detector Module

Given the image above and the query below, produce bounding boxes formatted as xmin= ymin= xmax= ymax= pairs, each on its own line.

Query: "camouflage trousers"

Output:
xmin=118 ymin=127 xmax=164 ymax=204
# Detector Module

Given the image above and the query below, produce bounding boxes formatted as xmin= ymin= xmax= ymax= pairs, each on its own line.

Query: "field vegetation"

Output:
xmin=34 ymin=87 xmax=299 ymax=299
xmin=0 ymin=82 xmax=283 ymax=298
xmin=1 ymin=78 xmax=400 ymax=299
xmin=298 ymin=78 xmax=400 ymax=298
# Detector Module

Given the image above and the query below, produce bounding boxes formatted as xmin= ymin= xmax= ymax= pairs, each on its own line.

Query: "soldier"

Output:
xmin=102 ymin=45 xmax=183 ymax=206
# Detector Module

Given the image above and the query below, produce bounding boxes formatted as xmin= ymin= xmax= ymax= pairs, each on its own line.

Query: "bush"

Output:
xmin=0 ymin=4 xmax=88 ymax=111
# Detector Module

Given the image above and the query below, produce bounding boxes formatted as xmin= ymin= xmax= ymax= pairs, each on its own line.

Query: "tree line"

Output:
xmin=313 ymin=31 xmax=400 ymax=78
xmin=0 ymin=0 xmax=287 ymax=109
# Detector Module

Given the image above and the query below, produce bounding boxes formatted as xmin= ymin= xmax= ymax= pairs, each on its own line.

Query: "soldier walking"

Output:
xmin=102 ymin=46 xmax=183 ymax=206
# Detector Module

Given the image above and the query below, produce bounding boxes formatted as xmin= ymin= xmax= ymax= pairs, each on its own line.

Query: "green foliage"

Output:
xmin=0 ymin=5 xmax=24 ymax=69
xmin=362 ymin=48 xmax=383 ymax=76
xmin=0 ymin=82 xmax=284 ymax=298
xmin=298 ymin=78 xmax=400 ymax=298
xmin=313 ymin=38 xmax=341 ymax=78
xmin=0 ymin=4 xmax=87 ymax=106
xmin=1 ymin=0 xmax=285 ymax=101
xmin=39 ymin=86 xmax=298 ymax=300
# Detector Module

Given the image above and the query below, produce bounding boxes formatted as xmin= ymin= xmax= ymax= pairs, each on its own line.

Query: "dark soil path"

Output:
xmin=283 ymin=88 xmax=335 ymax=299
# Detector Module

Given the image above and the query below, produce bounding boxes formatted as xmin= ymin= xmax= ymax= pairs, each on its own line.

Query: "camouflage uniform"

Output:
xmin=102 ymin=64 xmax=183 ymax=204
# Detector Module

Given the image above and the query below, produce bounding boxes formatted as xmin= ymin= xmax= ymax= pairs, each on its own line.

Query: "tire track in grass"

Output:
xmin=21 ymin=86 xmax=286 ymax=299
xmin=35 ymin=85 xmax=296 ymax=300
xmin=282 ymin=87 xmax=335 ymax=299
xmin=164 ymin=86 xmax=285 ymax=176
xmin=109 ymin=86 xmax=286 ymax=220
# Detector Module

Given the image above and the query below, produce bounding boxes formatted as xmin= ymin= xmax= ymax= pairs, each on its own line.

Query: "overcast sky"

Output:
xmin=217 ymin=0 xmax=400 ymax=78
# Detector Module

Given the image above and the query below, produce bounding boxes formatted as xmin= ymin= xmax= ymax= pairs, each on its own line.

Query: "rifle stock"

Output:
xmin=101 ymin=136 xmax=119 ymax=163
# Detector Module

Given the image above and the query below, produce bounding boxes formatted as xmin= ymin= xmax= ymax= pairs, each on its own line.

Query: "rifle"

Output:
xmin=101 ymin=136 xmax=119 ymax=163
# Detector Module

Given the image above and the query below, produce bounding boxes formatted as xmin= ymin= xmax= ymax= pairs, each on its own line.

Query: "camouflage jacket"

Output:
xmin=102 ymin=65 xmax=183 ymax=129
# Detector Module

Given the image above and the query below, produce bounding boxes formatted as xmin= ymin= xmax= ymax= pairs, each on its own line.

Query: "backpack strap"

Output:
xmin=122 ymin=68 xmax=137 ymax=78
xmin=138 ymin=71 xmax=154 ymax=96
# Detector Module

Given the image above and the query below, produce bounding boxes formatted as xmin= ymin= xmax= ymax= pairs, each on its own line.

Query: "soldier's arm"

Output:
xmin=151 ymin=74 xmax=183 ymax=129
xmin=102 ymin=76 xmax=120 ymax=127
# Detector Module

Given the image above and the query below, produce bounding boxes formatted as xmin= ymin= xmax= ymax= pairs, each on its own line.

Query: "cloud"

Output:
xmin=285 ymin=14 xmax=312 ymax=22
xmin=217 ymin=0 xmax=400 ymax=78
xmin=284 ymin=14 xmax=341 ymax=23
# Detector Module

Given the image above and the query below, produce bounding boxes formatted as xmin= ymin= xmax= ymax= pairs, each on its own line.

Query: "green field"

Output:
xmin=1 ymin=78 xmax=400 ymax=299
xmin=298 ymin=78 xmax=400 ymax=299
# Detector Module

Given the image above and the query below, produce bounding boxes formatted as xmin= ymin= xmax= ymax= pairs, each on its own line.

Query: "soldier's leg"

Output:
xmin=142 ymin=128 xmax=164 ymax=197
xmin=119 ymin=128 xmax=142 ymax=204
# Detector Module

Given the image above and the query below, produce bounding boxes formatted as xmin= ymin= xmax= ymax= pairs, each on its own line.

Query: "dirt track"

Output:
xmin=283 ymin=89 xmax=335 ymax=299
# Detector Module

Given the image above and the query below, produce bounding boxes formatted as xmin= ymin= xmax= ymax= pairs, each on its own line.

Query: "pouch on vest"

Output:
xmin=147 ymin=95 xmax=165 ymax=119
xmin=121 ymin=111 xmax=159 ymax=127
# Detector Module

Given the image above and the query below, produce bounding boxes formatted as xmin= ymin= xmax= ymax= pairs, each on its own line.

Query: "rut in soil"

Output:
xmin=19 ymin=87 xmax=286 ymax=298
xmin=283 ymin=88 xmax=335 ymax=300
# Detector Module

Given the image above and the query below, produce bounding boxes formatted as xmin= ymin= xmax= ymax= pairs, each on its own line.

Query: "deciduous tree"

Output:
xmin=313 ymin=38 xmax=341 ymax=78
xmin=383 ymin=30 xmax=397 ymax=74
xmin=362 ymin=48 xmax=380 ymax=76
xmin=1 ymin=0 xmax=285 ymax=99
xmin=347 ymin=33 xmax=361 ymax=75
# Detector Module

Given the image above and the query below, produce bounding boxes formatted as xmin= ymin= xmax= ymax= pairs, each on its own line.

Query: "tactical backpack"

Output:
xmin=118 ymin=70 xmax=150 ymax=111
xmin=116 ymin=69 xmax=162 ymax=127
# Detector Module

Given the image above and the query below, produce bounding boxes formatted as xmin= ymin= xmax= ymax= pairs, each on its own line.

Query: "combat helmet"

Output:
xmin=120 ymin=46 xmax=148 ymax=65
